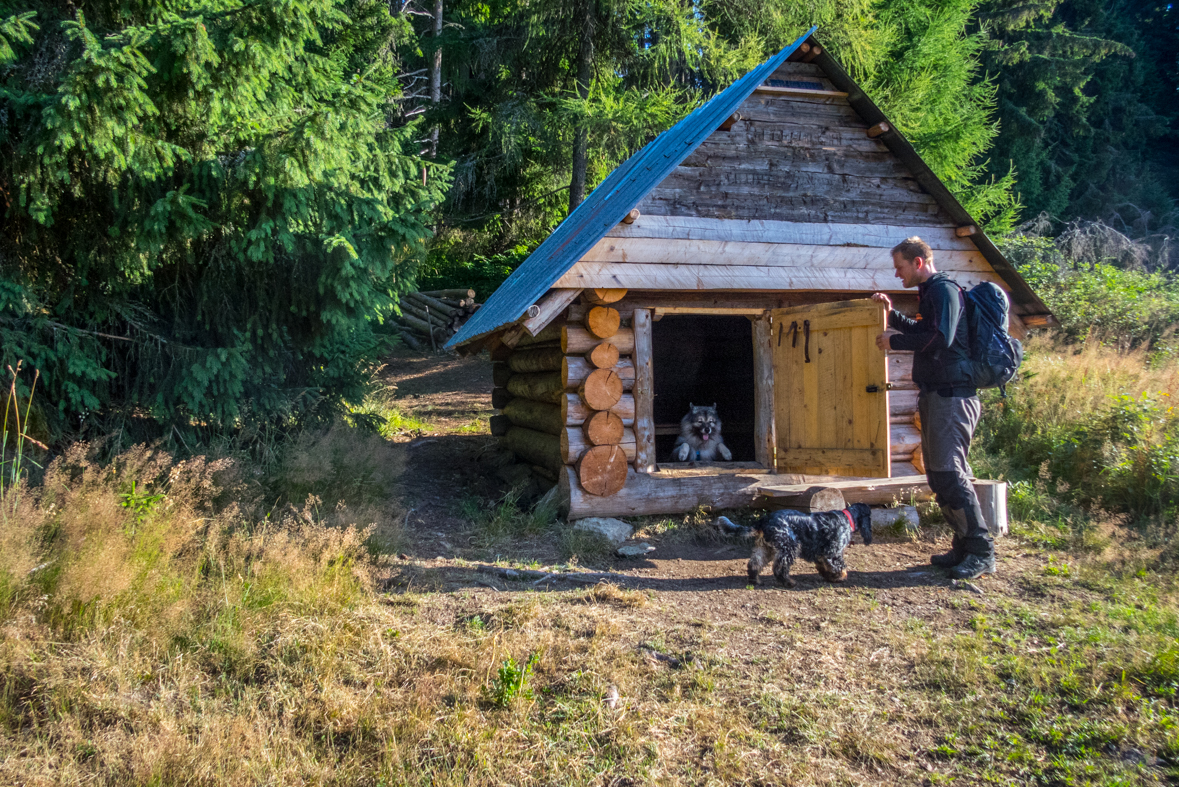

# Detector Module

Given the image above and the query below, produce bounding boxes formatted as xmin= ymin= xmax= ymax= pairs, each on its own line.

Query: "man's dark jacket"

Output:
xmin=887 ymin=272 xmax=973 ymax=391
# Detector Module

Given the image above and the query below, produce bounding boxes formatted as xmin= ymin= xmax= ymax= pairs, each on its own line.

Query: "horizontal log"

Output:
xmin=400 ymin=300 xmax=449 ymax=329
xmin=563 ymin=326 xmax=635 ymax=355
xmin=890 ymin=424 xmax=922 ymax=455
xmin=407 ymin=291 xmax=459 ymax=318
xmin=492 ymin=387 xmax=512 ymax=409
xmin=502 ymin=427 xmax=562 ymax=475
xmin=586 ymin=306 xmax=621 ymax=339
xmin=509 ymin=346 xmax=564 ymax=373
xmin=396 ymin=312 xmax=444 ymax=339
xmin=489 ymin=414 xmax=510 ymax=436
xmin=492 ymin=362 xmax=513 ymax=387
xmin=564 ymin=356 xmax=635 ymax=391
xmin=888 ymin=352 xmax=915 ymax=387
xmin=889 ymin=389 xmax=918 ymax=418
xmin=758 ymin=474 xmax=934 ymax=506
xmin=507 ymin=373 xmax=565 ymax=404
xmin=656 ymin=167 xmax=937 ymax=205
xmin=561 ymin=466 xmax=776 ymax=519
xmin=421 ymin=288 xmax=475 ymax=299
xmin=503 ymin=398 xmax=563 ymax=435
xmin=752 ymin=85 xmax=847 ymax=99
xmin=515 ymin=322 xmax=563 ymax=347
xmin=579 ymin=237 xmax=992 ymax=273
xmin=604 ymin=216 xmax=975 ymax=251
xmin=555 ymin=263 xmax=1004 ymax=293
xmin=563 ymin=393 xmax=634 ymax=426
xmin=582 ymin=287 xmax=628 ymax=305
xmin=562 ymin=426 xmax=636 ymax=464
xmin=577 ymin=445 xmax=630 ymax=497
xmin=680 ymin=147 xmax=911 ymax=181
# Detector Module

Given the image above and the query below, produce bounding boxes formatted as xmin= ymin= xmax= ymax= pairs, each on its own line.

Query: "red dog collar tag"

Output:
xmin=843 ymin=509 xmax=856 ymax=531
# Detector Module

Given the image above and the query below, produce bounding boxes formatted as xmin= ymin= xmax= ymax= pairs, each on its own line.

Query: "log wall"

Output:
xmin=490 ymin=291 xmax=926 ymax=514
xmin=492 ymin=294 xmax=637 ymax=501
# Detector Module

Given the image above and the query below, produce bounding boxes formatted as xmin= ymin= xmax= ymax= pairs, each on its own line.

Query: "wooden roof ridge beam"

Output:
xmin=802 ymin=44 xmax=822 ymax=63
xmin=955 ymin=224 xmax=979 ymax=238
xmin=621 ymin=209 xmax=640 ymax=225
xmin=866 ymin=121 xmax=891 ymax=138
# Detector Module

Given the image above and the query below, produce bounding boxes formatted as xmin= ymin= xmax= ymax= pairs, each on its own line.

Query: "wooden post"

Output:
xmin=752 ymin=313 xmax=775 ymax=470
xmin=633 ymin=309 xmax=656 ymax=473
xmin=973 ymin=480 xmax=1008 ymax=537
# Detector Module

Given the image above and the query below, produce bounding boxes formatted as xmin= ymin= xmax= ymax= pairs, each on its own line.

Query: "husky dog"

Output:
xmin=717 ymin=503 xmax=873 ymax=587
xmin=671 ymin=403 xmax=733 ymax=462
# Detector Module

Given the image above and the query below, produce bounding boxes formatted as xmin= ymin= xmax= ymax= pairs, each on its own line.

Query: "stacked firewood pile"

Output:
xmin=394 ymin=289 xmax=481 ymax=351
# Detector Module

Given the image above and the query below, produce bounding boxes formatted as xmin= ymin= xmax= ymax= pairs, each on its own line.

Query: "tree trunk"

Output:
xmin=430 ymin=0 xmax=443 ymax=157
xmin=569 ymin=1 xmax=594 ymax=213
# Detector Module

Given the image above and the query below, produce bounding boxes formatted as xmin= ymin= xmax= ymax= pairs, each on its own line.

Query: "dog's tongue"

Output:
xmin=702 ymin=434 xmax=709 ymax=441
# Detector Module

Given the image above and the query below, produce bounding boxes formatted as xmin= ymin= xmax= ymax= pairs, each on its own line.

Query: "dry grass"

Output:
xmin=2 ymin=343 xmax=1178 ymax=784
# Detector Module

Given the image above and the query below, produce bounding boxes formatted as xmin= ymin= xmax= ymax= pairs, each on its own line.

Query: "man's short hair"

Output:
xmin=891 ymin=236 xmax=933 ymax=265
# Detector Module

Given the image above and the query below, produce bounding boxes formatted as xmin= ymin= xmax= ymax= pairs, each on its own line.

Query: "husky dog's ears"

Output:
xmin=712 ymin=402 xmax=717 ymax=409
xmin=689 ymin=402 xmax=696 ymax=411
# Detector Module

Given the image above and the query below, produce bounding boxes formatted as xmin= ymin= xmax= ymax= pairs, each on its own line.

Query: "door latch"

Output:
xmin=865 ymin=383 xmax=894 ymax=393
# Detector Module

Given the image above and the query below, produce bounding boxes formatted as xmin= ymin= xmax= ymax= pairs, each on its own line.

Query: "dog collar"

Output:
xmin=843 ymin=509 xmax=856 ymax=532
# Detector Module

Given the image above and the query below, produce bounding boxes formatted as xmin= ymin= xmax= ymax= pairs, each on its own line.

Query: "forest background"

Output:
xmin=4 ymin=0 xmax=1179 ymax=444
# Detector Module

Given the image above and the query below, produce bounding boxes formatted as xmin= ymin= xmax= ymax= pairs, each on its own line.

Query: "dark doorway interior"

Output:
xmin=651 ymin=315 xmax=756 ymax=463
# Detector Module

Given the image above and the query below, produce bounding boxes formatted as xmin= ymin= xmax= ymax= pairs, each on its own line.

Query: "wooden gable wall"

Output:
xmin=554 ymin=62 xmax=1005 ymax=294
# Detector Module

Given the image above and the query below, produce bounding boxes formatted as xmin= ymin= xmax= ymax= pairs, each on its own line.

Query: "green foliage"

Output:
xmin=1002 ymin=233 xmax=1179 ymax=348
xmin=1 ymin=0 xmax=450 ymax=439
xmin=488 ymin=651 xmax=539 ymax=707
xmin=978 ymin=0 xmax=1178 ymax=235
xmin=432 ymin=0 xmax=1019 ymax=266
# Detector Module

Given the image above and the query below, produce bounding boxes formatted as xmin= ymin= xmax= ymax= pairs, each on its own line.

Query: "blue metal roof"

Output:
xmin=446 ymin=27 xmax=818 ymax=349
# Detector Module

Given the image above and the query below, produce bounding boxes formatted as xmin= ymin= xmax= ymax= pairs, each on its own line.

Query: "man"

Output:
xmin=872 ymin=236 xmax=995 ymax=580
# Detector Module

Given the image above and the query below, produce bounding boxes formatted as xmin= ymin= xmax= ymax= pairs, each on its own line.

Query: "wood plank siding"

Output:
xmin=557 ymin=60 xmax=984 ymax=293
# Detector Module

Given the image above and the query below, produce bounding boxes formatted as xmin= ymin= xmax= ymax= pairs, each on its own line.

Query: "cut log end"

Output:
xmin=867 ymin=122 xmax=891 ymax=139
xmin=955 ymin=224 xmax=979 ymax=238
xmin=584 ymin=410 xmax=625 ymax=446
xmin=621 ymin=209 xmax=640 ymax=225
xmin=577 ymin=445 xmax=629 ymax=497
xmin=586 ymin=306 xmax=621 ymax=339
xmin=587 ymin=342 xmax=620 ymax=369
xmin=580 ymin=368 xmax=623 ymax=411
xmin=582 ymin=288 xmax=628 ymax=306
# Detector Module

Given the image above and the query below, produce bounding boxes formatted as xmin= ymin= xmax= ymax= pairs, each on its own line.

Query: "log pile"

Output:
xmin=489 ymin=288 xmax=633 ymax=500
xmin=394 ymin=289 xmax=482 ymax=351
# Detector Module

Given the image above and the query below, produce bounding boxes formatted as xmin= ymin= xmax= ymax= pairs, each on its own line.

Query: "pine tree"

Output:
xmin=0 ymin=0 xmax=449 ymax=437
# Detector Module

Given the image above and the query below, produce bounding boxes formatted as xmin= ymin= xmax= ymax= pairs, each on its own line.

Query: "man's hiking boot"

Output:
xmin=930 ymin=536 xmax=965 ymax=567
xmin=948 ymin=552 xmax=996 ymax=580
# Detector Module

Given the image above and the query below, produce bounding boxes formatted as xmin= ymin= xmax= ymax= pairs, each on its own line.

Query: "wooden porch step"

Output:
xmin=758 ymin=474 xmax=934 ymax=505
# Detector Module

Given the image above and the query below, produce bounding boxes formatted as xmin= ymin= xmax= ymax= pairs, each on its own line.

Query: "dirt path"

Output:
xmin=379 ymin=345 xmax=1030 ymax=598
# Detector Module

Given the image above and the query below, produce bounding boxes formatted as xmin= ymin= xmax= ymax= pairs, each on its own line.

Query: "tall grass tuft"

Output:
xmin=975 ymin=339 xmax=1179 ymax=526
xmin=1 ymin=362 xmax=45 ymax=514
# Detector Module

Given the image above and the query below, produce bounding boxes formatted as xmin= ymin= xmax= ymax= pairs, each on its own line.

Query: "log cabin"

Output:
xmin=445 ymin=27 xmax=1055 ymax=523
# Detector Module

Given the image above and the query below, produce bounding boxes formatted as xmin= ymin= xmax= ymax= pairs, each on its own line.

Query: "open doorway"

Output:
xmin=651 ymin=314 xmax=756 ymax=463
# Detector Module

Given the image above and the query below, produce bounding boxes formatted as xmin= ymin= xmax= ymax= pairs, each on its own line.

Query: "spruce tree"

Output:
xmin=0 ymin=0 xmax=449 ymax=437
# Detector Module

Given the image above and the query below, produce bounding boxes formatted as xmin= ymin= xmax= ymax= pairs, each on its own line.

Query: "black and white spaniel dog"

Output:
xmin=717 ymin=503 xmax=873 ymax=587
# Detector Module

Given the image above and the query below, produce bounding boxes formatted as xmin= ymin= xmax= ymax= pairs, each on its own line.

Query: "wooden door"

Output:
xmin=771 ymin=299 xmax=891 ymax=477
